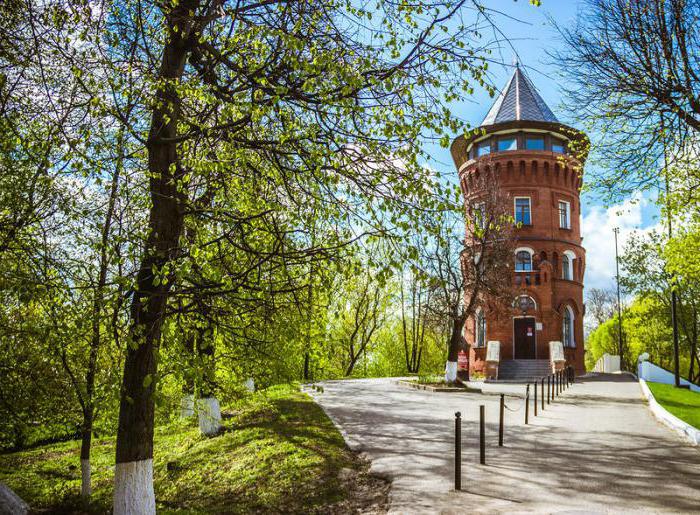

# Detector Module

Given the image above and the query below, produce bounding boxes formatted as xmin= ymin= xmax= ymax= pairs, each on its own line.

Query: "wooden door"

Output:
xmin=514 ymin=317 xmax=536 ymax=359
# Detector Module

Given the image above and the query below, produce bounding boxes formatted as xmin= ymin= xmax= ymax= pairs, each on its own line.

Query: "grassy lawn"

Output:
xmin=0 ymin=385 xmax=383 ymax=514
xmin=646 ymin=381 xmax=700 ymax=430
xmin=416 ymin=374 xmax=447 ymax=386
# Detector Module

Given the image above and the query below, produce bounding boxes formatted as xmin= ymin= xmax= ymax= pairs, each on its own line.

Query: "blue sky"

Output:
xmin=422 ymin=0 xmax=661 ymax=291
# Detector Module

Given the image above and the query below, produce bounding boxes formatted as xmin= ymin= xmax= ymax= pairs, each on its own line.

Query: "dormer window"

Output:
xmin=477 ymin=142 xmax=491 ymax=157
xmin=552 ymin=138 xmax=566 ymax=154
xmin=498 ymin=137 xmax=517 ymax=152
xmin=525 ymin=136 xmax=545 ymax=150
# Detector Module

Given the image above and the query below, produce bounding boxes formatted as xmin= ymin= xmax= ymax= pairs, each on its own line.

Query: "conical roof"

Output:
xmin=481 ymin=65 xmax=558 ymax=126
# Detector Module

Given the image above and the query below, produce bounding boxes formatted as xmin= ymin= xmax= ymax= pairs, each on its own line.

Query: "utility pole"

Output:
xmin=613 ymin=227 xmax=624 ymax=369
xmin=661 ymin=115 xmax=681 ymax=387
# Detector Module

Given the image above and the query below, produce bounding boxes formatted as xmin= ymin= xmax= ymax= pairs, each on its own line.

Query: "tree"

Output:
xmin=555 ymin=0 xmax=700 ymax=199
xmin=333 ymin=270 xmax=388 ymax=377
xmin=400 ymin=269 xmax=431 ymax=374
xmin=421 ymin=169 xmax=514 ymax=383
xmin=99 ymin=2 xmax=517 ymax=509
xmin=2 ymin=0 xmax=536 ymax=508
xmin=585 ymin=288 xmax=617 ymax=332
xmin=621 ymin=230 xmax=700 ymax=382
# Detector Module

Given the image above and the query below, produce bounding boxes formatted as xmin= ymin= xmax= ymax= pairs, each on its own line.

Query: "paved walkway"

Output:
xmin=308 ymin=374 xmax=700 ymax=514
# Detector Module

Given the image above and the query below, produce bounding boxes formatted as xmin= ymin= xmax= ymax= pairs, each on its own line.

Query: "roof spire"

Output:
xmin=480 ymin=64 xmax=558 ymax=126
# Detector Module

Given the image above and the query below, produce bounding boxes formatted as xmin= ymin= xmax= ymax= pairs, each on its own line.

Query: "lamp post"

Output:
xmin=613 ymin=227 xmax=624 ymax=369
xmin=661 ymin=114 xmax=681 ymax=387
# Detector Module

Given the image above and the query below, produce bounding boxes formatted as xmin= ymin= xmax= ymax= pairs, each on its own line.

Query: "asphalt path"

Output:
xmin=308 ymin=374 xmax=700 ymax=514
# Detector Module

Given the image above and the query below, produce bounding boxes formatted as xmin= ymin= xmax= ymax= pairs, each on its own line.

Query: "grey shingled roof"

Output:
xmin=481 ymin=65 xmax=558 ymax=126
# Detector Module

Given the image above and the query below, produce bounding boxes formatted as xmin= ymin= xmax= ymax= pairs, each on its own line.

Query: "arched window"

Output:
xmin=563 ymin=306 xmax=575 ymax=348
xmin=562 ymin=250 xmax=575 ymax=280
xmin=515 ymin=248 xmax=533 ymax=272
xmin=513 ymin=295 xmax=536 ymax=312
xmin=476 ymin=310 xmax=486 ymax=348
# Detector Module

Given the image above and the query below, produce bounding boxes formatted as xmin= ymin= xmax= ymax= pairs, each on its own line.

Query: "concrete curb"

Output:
xmin=639 ymin=379 xmax=700 ymax=446
xmin=394 ymin=380 xmax=479 ymax=393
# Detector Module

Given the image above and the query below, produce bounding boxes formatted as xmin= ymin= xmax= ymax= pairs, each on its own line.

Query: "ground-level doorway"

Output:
xmin=513 ymin=317 xmax=536 ymax=359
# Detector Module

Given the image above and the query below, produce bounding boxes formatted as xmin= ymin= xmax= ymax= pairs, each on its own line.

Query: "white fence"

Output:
xmin=593 ymin=353 xmax=621 ymax=373
xmin=637 ymin=361 xmax=700 ymax=393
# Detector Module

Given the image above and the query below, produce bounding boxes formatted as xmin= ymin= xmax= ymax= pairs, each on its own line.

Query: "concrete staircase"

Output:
xmin=496 ymin=359 xmax=552 ymax=382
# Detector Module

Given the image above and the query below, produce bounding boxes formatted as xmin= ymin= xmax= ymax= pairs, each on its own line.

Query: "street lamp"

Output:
xmin=613 ymin=227 xmax=624 ymax=369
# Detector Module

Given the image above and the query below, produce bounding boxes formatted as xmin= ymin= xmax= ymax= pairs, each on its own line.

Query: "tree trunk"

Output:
xmin=82 ymin=127 xmax=124 ymax=499
xmin=79 ymin=411 xmax=93 ymax=498
xmin=180 ymin=333 xmax=195 ymax=418
xmin=445 ymin=316 xmax=465 ymax=383
xmin=113 ymin=4 xmax=195 ymax=512
xmin=303 ymin=352 xmax=310 ymax=382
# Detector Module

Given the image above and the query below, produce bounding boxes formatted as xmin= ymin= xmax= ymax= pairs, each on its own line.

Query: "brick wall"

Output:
xmin=458 ymin=145 xmax=587 ymax=376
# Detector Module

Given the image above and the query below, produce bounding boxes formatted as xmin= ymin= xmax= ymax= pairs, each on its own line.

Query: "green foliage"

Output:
xmin=0 ymin=385 xmax=360 ymax=513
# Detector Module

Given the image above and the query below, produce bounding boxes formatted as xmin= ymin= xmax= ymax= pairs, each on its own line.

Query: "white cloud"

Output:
xmin=581 ymin=194 xmax=661 ymax=291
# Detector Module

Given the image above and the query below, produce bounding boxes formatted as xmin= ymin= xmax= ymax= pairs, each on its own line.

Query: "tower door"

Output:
xmin=514 ymin=317 xmax=537 ymax=359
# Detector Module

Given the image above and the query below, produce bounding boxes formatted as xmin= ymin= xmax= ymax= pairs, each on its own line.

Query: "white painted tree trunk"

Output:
xmin=180 ymin=393 xmax=195 ymax=418
xmin=445 ymin=360 xmax=458 ymax=382
xmin=197 ymin=397 xmax=222 ymax=436
xmin=80 ymin=459 xmax=90 ymax=498
xmin=113 ymin=459 xmax=155 ymax=515
xmin=244 ymin=377 xmax=255 ymax=392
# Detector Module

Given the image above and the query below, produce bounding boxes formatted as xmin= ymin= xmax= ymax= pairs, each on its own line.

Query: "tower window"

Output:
xmin=514 ymin=197 xmax=531 ymax=225
xmin=562 ymin=255 xmax=571 ymax=280
xmin=552 ymin=138 xmax=566 ymax=154
xmin=498 ymin=137 xmax=517 ymax=152
xmin=477 ymin=142 xmax=491 ymax=157
xmin=562 ymin=250 xmax=575 ymax=280
xmin=563 ymin=306 xmax=575 ymax=348
xmin=526 ymin=136 xmax=545 ymax=150
xmin=476 ymin=310 xmax=486 ymax=348
xmin=515 ymin=250 xmax=533 ymax=272
xmin=559 ymin=201 xmax=571 ymax=229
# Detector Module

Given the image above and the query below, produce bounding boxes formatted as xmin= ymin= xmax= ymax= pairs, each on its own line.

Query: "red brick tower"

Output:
xmin=451 ymin=65 xmax=588 ymax=377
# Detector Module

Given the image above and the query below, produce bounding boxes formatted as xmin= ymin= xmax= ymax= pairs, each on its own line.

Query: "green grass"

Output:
xmin=0 ymin=385 xmax=365 ymax=514
xmin=416 ymin=374 xmax=447 ymax=385
xmin=646 ymin=381 xmax=700 ymax=429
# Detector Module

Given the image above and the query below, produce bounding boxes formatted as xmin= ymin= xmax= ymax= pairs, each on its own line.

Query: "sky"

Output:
xmin=424 ymin=0 xmax=662 ymax=292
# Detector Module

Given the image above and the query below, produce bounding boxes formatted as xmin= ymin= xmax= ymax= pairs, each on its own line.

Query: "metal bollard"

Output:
xmin=551 ymin=374 xmax=555 ymax=401
xmin=541 ymin=378 xmax=545 ymax=410
xmin=499 ymin=394 xmax=504 ymax=447
xmin=455 ymin=412 xmax=461 ymax=490
xmin=547 ymin=375 xmax=551 ymax=404
xmin=480 ymin=405 xmax=485 ymax=465
xmin=534 ymin=379 xmax=538 ymax=416
xmin=557 ymin=371 xmax=560 ymax=395
xmin=525 ymin=384 xmax=530 ymax=424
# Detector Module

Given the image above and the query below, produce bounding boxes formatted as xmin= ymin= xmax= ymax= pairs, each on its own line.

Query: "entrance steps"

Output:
xmin=495 ymin=359 xmax=552 ymax=382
